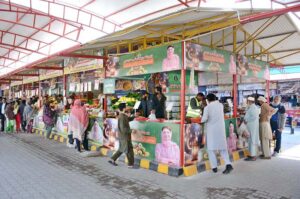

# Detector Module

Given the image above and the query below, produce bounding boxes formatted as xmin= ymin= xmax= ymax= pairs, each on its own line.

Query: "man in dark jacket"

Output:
xmin=19 ymin=100 xmax=26 ymax=132
xmin=139 ymin=91 xmax=152 ymax=118
xmin=152 ymin=86 xmax=167 ymax=119
xmin=109 ymin=103 xmax=135 ymax=168
xmin=270 ymin=95 xmax=286 ymax=157
xmin=0 ymin=97 xmax=6 ymax=132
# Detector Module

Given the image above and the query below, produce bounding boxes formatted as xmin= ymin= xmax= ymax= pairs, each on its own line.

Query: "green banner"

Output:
xmin=130 ymin=121 xmax=181 ymax=167
xmin=236 ymin=54 xmax=270 ymax=80
xmin=184 ymin=123 xmax=205 ymax=166
xmin=106 ymin=42 xmax=182 ymax=77
xmin=224 ymin=118 xmax=237 ymax=138
xmin=103 ymin=119 xmax=181 ymax=166
xmin=103 ymin=79 xmax=115 ymax=94
xmin=168 ymin=70 xmax=198 ymax=93
xmin=186 ymin=42 xmax=236 ymax=74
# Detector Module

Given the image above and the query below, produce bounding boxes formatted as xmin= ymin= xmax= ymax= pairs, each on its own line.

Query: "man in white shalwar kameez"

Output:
xmin=201 ymin=93 xmax=233 ymax=174
xmin=244 ymin=97 xmax=260 ymax=161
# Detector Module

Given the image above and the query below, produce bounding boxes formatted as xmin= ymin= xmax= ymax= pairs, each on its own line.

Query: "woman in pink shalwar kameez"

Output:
xmin=69 ymin=100 xmax=89 ymax=152
xmin=155 ymin=126 xmax=180 ymax=166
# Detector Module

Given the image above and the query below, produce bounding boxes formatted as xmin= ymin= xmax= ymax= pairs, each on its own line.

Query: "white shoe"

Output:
xmin=67 ymin=143 xmax=74 ymax=148
xmin=272 ymin=152 xmax=278 ymax=157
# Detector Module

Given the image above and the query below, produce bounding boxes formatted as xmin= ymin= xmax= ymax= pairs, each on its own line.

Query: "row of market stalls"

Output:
xmin=0 ymin=1 xmax=300 ymax=175
xmin=0 ymin=40 xmax=271 ymax=169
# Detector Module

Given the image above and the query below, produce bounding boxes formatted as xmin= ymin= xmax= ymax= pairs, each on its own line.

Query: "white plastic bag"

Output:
xmin=89 ymin=121 xmax=103 ymax=144
xmin=56 ymin=118 xmax=64 ymax=133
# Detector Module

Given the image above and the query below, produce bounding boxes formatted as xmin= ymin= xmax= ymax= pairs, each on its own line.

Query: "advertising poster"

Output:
xmin=236 ymin=54 xmax=270 ymax=80
xmin=39 ymin=68 xmax=63 ymax=81
xmin=64 ymin=58 xmax=103 ymax=75
xmin=103 ymin=118 xmax=119 ymax=150
xmin=184 ymin=123 xmax=206 ymax=166
xmin=168 ymin=70 xmax=198 ymax=93
xmin=106 ymin=42 xmax=182 ymax=77
xmin=224 ymin=118 xmax=237 ymax=138
xmin=277 ymin=81 xmax=300 ymax=94
xmin=88 ymin=118 xmax=104 ymax=144
xmin=104 ymin=119 xmax=181 ymax=167
xmin=130 ymin=121 xmax=181 ymax=167
xmin=103 ymin=79 xmax=116 ymax=94
xmin=186 ymin=42 xmax=236 ymax=74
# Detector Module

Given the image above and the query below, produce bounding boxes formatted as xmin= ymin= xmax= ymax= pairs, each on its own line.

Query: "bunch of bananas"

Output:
xmin=112 ymin=96 xmax=137 ymax=109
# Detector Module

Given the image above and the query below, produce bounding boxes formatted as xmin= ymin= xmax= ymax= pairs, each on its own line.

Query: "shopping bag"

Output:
xmin=5 ymin=120 xmax=14 ymax=133
xmin=27 ymin=119 xmax=33 ymax=133
xmin=89 ymin=121 xmax=103 ymax=143
xmin=55 ymin=118 xmax=64 ymax=133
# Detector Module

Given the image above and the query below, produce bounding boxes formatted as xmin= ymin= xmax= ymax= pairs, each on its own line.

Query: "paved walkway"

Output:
xmin=0 ymin=128 xmax=299 ymax=199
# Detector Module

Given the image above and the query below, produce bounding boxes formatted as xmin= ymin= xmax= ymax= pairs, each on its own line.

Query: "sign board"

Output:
xmin=103 ymin=79 xmax=116 ymax=94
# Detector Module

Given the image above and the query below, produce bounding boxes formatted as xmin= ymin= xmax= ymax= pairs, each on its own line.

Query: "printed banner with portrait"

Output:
xmin=106 ymin=42 xmax=182 ymax=77
xmin=236 ymin=54 xmax=270 ymax=80
xmin=186 ymin=42 xmax=236 ymax=74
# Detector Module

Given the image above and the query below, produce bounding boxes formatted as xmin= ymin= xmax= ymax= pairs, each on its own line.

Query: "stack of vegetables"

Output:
xmin=111 ymin=92 xmax=141 ymax=110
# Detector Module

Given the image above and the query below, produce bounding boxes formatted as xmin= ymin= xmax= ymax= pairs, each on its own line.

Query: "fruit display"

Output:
xmin=133 ymin=143 xmax=150 ymax=157
xmin=111 ymin=92 xmax=141 ymax=110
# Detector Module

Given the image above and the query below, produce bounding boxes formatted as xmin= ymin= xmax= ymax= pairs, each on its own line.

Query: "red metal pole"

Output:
xmin=103 ymin=54 xmax=107 ymax=113
xmin=233 ymin=74 xmax=238 ymax=117
xmin=63 ymin=74 xmax=67 ymax=98
xmin=266 ymin=80 xmax=270 ymax=103
xmin=180 ymin=41 xmax=186 ymax=167
xmin=38 ymin=80 xmax=42 ymax=108
xmin=240 ymin=3 xmax=300 ymax=24
xmin=22 ymin=83 xmax=25 ymax=99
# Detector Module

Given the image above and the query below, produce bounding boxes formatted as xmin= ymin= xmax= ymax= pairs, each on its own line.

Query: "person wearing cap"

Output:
xmin=138 ymin=90 xmax=153 ymax=118
xmin=270 ymin=95 xmax=286 ymax=157
xmin=201 ymin=93 xmax=233 ymax=174
xmin=109 ymin=103 xmax=135 ymax=168
xmin=244 ymin=96 xmax=260 ymax=161
xmin=257 ymin=96 xmax=276 ymax=159
xmin=186 ymin=93 xmax=206 ymax=119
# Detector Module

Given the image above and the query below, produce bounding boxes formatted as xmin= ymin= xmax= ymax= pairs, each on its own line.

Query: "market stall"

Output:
xmin=103 ymin=42 xmax=184 ymax=167
xmin=33 ymin=56 xmax=106 ymax=145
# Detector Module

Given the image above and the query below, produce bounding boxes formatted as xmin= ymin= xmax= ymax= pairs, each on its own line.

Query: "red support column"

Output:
xmin=180 ymin=41 xmax=186 ymax=167
xmin=266 ymin=80 xmax=270 ymax=103
xmin=22 ymin=84 xmax=25 ymax=98
xmin=63 ymin=74 xmax=67 ymax=98
xmin=38 ymin=80 xmax=42 ymax=108
xmin=233 ymin=74 xmax=238 ymax=117
xmin=103 ymin=54 xmax=107 ymax=113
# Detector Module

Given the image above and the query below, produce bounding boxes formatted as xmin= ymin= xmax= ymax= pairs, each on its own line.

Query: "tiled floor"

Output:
xmin=0 ymin=128 xmax=299 ymax=199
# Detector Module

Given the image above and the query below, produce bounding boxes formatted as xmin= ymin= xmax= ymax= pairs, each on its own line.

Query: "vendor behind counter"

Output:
xmin=186 ymin=93 xmax=206 ymax=119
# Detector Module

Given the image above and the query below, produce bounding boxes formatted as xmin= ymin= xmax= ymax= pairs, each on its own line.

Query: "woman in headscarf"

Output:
xmin=43 ymin=98 xmax=57 ymax=139
xmin=69 ymin=99 xmax=89 ymax=152
xmin=23 ymin=100 xmax=33 ymax=132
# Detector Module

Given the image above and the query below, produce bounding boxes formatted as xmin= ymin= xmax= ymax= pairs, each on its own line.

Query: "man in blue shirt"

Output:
xmin=270 ymin=96 xmax=287 ymax=157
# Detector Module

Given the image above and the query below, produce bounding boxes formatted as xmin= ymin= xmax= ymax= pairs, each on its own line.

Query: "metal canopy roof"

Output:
xmin=0 ymin=0 xmax=300 ymax=80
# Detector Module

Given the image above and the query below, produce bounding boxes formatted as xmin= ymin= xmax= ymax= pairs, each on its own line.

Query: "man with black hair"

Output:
xmin=139 ymin=90 xmax=152 ymax=118
xmin=186 ymin=92 xmax=205 ymax=118
xmin=0 ymin=98 xmax=7 ymax=132
xmin=201 ymin=93 xmax=233 ymax=174
xmin=152 ymin=86 xmax=167 ymax=119
xmin=109 ymin=103 xmax=135 ymax=168
xmin=162 ymin=45 xmax=180 ymax=71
